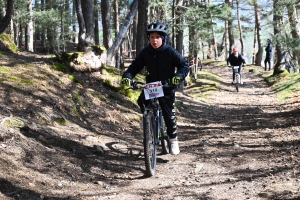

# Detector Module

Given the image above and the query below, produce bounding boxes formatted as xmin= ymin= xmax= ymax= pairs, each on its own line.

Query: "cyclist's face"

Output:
xmin=149 ymin=32 xmax=163 ymax=49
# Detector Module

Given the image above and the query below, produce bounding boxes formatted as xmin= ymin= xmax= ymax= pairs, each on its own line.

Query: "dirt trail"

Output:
xmin=0 ymin=56 xmax=300 ymax=200
xmin=81 ymin=65 xmax=300 ymax=200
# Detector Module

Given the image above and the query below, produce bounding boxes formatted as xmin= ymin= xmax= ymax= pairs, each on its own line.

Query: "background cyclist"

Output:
xmin=227 ymin=47 xmax=246 ymax=84
xmin=121 ymin=22 xmax=189 ymax=155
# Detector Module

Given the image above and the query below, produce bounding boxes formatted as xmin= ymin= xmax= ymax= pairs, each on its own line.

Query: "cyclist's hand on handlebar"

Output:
xmin=121 ymin=78 xmax=131 ymax=87
xmin=172 ymin=76 xmax=181 ymax=85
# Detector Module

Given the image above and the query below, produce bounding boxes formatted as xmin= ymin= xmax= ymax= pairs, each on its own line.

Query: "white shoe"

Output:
xmin=169 ymin=137 xmax=180 ymax=155
xmin=240 ymin=80 xmax=243 ymax=84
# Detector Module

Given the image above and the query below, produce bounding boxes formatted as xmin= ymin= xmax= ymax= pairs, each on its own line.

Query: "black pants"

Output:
xmin=138 ymin=91 xmax=177 ymax=139
xmin=264 ymin=58 xmax=271 ymax=70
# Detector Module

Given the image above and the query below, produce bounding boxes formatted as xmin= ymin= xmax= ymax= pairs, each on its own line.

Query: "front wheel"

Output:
xmin=235 ymin=75 xmax=240 ymax=92
xmin=198 ymin=61 xmax=202 ymax=71
xmin=143 ymin=113 xmax=157 ymax=177
xmin=286 ymin=64 xmax=291 ymax=73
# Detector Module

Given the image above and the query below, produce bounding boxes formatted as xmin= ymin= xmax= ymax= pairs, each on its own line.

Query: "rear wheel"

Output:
xmin=198 ymin=61 xmax=203 ymax=71
xmin=286 ymin=63 xmax=291 ymax=73
xmin=143 ymin=113 xmax=157 ymax=177
xmin=160 ymin=117 xmax=169 ymax=154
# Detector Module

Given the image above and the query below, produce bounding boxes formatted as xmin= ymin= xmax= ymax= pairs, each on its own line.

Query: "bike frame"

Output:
xmin=143 ymin=98 xmax=161 ymax=145
xmin=232 ymin=66 xmax=241 ymax=92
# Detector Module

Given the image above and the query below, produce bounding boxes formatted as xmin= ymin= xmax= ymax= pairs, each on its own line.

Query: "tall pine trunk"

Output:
xmin=273 ymin=0 xmax=284 ymax=75
xmin=101 ymin=0 xmax=112 ymax=49
xmin=254 ymin=0 xmax=263 ymax=66
xmin=236 ymin=0 xmax=244 ymax=55
xmin=0 ymin=0 xmax=13 ymax=34
xmin=287 ymin=1 xmax=300 ymax=73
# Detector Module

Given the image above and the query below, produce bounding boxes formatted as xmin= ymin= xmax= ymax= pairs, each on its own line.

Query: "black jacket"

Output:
xmin=227 ymin=53 xmax=246 ymax=66
xmin=265 ymin=43 xmax=273 ymax=59
xmin=122 ymin=43 xmax=190 ymax=92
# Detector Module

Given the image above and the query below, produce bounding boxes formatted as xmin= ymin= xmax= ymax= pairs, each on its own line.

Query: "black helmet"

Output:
xmin=146 ymin=22 xmax=168 ymax=35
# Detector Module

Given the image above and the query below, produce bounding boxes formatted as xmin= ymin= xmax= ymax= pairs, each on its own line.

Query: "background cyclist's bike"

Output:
xmin=129 ymin=80 xmax=171 ymax=177
xmin=282 ymin=52 xmax=296 ymax=73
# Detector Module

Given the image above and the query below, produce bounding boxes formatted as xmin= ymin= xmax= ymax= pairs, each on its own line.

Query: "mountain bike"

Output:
xmin=229 ymin=65 xmax=242 ymax=92
xmin=128 ymin=80 xmax=171 ymax=177
xmin=189 ymin=57 xmax=202 ymax=79
xmin=283 ymin=52 xmax=296 ymax=73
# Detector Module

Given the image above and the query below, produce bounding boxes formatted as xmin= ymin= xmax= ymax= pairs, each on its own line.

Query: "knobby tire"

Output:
xmin=236 ymin=74 xmax=240 ymax=92
xmin=199 ymin=62 xmax=202 ymax=71
xmin=143 ymin=113 xmax=157 ymax=177
xmin=160 ymin=117 xmax=169 ymax=155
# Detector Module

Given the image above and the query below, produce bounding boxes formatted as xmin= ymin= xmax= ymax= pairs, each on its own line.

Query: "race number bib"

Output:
xmin=143 ymin=81 xmax=164 ymax=100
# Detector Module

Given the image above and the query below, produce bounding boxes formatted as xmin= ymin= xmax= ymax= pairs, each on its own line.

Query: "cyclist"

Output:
xmin=264 ymin=39 xmax=273 ymax=71
xmin=227 ymin=47 xmax=246 ymax=84
xmin=121 ymin=22 xmax=189 ymax=155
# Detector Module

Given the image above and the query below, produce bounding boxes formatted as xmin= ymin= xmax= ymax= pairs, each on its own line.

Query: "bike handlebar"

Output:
xmin=129 ymin=79 xmax=174 ymax=90
xmin=228 ymin=64 xmax=246 ymax=68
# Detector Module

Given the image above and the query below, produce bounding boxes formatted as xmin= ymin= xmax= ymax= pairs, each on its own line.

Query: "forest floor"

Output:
xmin=0 ymin=50 xmax=300 ymax=200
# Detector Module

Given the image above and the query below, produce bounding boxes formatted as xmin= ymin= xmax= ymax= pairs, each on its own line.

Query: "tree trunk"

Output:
xmin=0 ymin=0 xmax=13 ymax=34
xmin=132 ymin=14 xmax=137 ymax=58
xmin=136 ymin=0 xmax=148 ymax=55
xmin=101 ymin=0 xmax=112 ymax=49
xmin=41 ymin=0 xmax=46 ymax=48
xmin=287 ymin=1 xmax=300 ymax=73
xmin=252 ymin=22 xmax=257 ymax=64
xmin=227 ymin=0 xmax=234 ymax=51
xmin=113 ymin=0 xmax=123 ymax=69
xmin=72 ymin=1 xmax=77 ymax=43
xmin=46 ymin=0 xmax=55 ymax=53
xmin=211 ymin=18 xmax=218 ymax=60
xmin=13 ymin=19 xmax=18 ymax=46
xmin=60 ymin=0 xmax=65 ymax=52
xmin=224 ymin=20 xmax=229 ymax=60
xmin=82 ymin=0 xmax=95 ymax=45
xmin=254 ymin=0 xmax=263 ymax=66
xmin=74 ymin=0 xmax=86 ymax=50
xmin=236 ymin=0 xmax=244 ymax=55
xmin=273 ymin=0 xmax=284 ymax=75
xmin=175 ymin=0 xmax=184 ymax=54
xmin=171 ymin=0 xmax=175 ymax=46
xmin=18 ymin=23 xmax=23 ymax=49
xmin=189 ymin=25 xmax=196 ymax=55
xmin=94 ymin=0 xmax=99 ymax=45
xmin=106 ymin=0 xmax=138 ymax=67
xmin=26 ymin=1 xmax=34 ymax=52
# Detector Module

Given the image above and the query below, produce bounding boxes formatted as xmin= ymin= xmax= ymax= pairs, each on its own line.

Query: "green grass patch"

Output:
xmin=185 ymin=70 xmax=220 ymax=100
xmin=0 ymin=67 xmax=12 ymax=73
xmin=202 ymin=59 xmax=226 ymax=67
xmin=0 ymin=34 xmax=18 ymax=52
xmin=3 ymin=118 xmax=25 ymax=128
xmin=68 ymin=74 xmax=80 ymax=83
xmin=7 ymin=74 xmax=33 ymax=86
xmin=264 ymin=72 xmax=300 ymax=102
xmin=103 ymin=65 xmax=116 ymax=74
xmin=52 ymin=63 xmax=69 ymax=73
